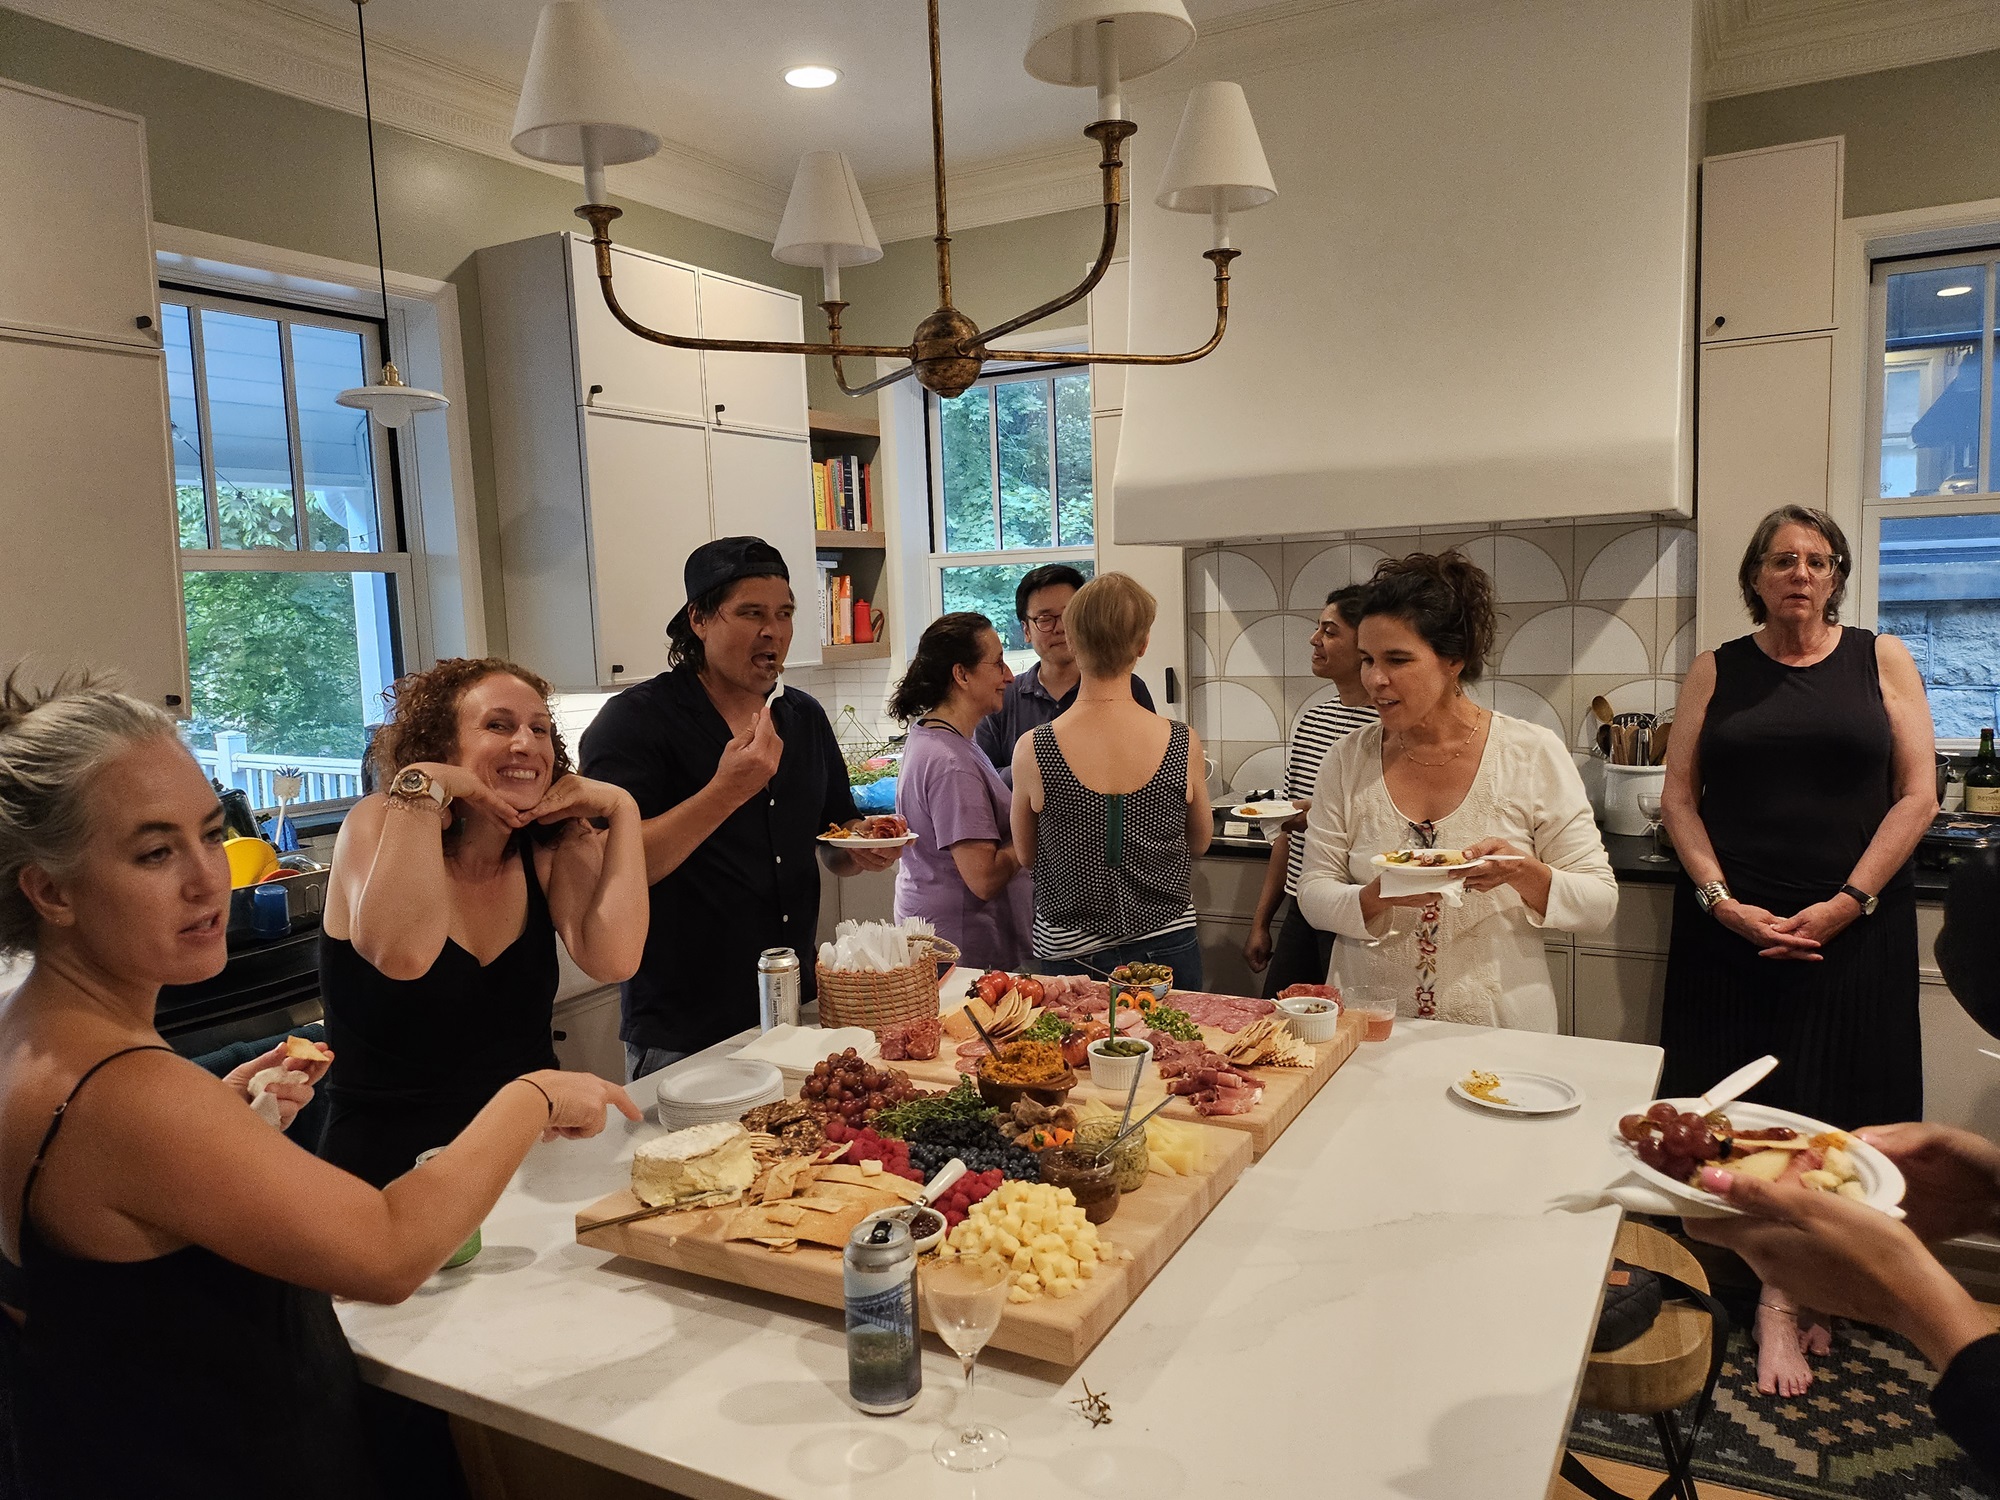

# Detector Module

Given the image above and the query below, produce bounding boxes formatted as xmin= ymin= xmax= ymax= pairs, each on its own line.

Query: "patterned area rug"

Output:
xmin=1568 ymin=1321 xmax=1997 ymax=1500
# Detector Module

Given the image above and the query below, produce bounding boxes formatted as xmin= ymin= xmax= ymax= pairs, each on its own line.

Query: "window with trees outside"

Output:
xmin=930 ymin=366 xmax=1094 ymax=667
xmin=164 ymin=289 xmax=408 ymax=807
xmin=1865 ymin=248 xmax=2000 ymax=740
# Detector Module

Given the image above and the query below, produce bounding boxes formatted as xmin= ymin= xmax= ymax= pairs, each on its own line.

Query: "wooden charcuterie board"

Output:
xmin=576 ymin=1122 xmax=1253 ymax=1367
xmin=902 ymin=1006 xmax=1366 ymax=1159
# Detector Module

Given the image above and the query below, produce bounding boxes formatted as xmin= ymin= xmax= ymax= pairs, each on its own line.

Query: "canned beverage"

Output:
xmin=757 ymin=947 xmax=801 ymax=1031
xmin=414 ymin=1148 xmax=482 ymax=1268
xmin=844 ymin=1216 xmax=921 ymax=1415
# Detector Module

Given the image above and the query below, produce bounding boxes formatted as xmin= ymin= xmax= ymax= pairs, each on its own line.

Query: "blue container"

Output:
xmin=249 ymin=881 xmax=290 ymax=939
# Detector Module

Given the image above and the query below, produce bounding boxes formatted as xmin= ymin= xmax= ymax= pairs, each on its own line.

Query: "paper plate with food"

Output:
xmin=817 ymin=814 xmax=917 ymax=848
xmin=1611 ymin=1099 xmax=1906 ymax=1219
xmin=1451 ymin=1068 xmax=1580 ymax=1115
xmin=1230 ymin=798 xmax=1304 ymax=823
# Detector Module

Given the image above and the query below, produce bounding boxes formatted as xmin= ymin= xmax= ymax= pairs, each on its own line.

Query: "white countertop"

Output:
xmin=339 ymin=1020 xmax=1662 ymax=1500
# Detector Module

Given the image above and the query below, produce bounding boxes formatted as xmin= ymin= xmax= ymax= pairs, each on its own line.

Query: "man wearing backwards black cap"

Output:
xmin=581 ymin=536 xmax=902 ymax=1077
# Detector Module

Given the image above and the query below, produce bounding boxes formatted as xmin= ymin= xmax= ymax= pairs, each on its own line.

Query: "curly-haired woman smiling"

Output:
xmin=318 ymin=657 xmax=649 ymax=1188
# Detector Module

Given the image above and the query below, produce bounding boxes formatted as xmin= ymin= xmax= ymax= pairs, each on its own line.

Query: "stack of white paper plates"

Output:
xmin=656 ymin=1058 xmax=784 ymax=1129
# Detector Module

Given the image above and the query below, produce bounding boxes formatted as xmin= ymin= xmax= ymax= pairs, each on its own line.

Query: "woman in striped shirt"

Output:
xmin=1244 ymin=586 xmax=1377 ymax=994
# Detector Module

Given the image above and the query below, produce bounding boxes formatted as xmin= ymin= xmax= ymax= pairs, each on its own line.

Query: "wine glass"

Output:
xmin=1636 ymin=791 xmax=1670 ymax=863
xmin=922 ymin=1257 xmax=1012 ymax=1471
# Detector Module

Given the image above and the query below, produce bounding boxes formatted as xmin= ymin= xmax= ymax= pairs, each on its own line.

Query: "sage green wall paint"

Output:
xmin=0 ymin=9 xmax=817 ymax=651
xmin=1704 ymin=49 xmax=2000 ymax=217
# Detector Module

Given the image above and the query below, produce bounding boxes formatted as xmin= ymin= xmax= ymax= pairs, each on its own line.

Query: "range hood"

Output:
xmin=1115 ymin=0 xmax=1700 ymax=544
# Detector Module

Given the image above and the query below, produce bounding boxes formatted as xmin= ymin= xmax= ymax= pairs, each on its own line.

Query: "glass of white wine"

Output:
xmin=922 ymin=1257 xmax=1012 ymax=1471
xmin=1636 ymin=791 xmax=1671 ymax=863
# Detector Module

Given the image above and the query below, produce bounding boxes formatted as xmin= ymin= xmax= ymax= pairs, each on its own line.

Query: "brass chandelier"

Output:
xmin=509 ymin=0 xmax=1277 ymax=400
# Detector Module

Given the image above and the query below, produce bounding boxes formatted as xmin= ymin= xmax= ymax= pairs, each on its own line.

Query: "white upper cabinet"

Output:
xmin=481 ymin=232 xmax=817 ymax=688
xmin=708 ymin=427 xmax=822 ymax=667
xmin=0 ymin=337 xmax=186 ymax=709
xmin=1694 ymin=334 xmax=1833 ymax=650
xmin=0 ymin=82 xmax=158 ymax=350
xmin=699 ymin=274 xmax=809 ymax=436
xmin=1699 ymin=138 xmax=1842 ymax=344
xmin=567 ymin=238 xmax=703 ymax=422
xmin=582 ymin=411 xmax=713 ymax=687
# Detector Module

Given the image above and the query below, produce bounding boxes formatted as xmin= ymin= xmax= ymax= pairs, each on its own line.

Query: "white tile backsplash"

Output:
xmin=1187 ymin=517 xmax=1695 ymax=795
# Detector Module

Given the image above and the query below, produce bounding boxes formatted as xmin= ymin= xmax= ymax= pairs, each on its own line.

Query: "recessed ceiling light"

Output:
xmin=784 ymin=65 xmax=841 ymax=89
xmin=1937 ymin=284 xmax=1975 ymax=297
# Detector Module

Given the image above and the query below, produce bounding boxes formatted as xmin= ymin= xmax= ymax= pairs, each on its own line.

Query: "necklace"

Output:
xmin=916 ymin=715 xmax=967 ymax=739
xmin=1399 ymin=707 xmax=1485 ymax=767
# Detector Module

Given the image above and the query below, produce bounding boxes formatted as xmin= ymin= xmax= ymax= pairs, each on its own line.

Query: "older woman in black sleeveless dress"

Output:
xmin=1660 ymin=505 xmax=1937 ymax=1396
xmin=0 ymin=675 xmax=639 ymax=1498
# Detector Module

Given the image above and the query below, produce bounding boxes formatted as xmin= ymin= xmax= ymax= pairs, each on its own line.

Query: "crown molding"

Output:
xmin=4 ymin=0 xmax=788 ymax=239
xmin=17 ymin=0 xmax=2000 ymax=251
xmin=868 ymin=142 xmax=1110 ymax=243
xmin=1701 ymin=0 xmax=2000 ymax=100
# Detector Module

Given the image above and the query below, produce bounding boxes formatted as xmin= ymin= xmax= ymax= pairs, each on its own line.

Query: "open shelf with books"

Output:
xmin=808 ymin=409 xmax=887 ymax=654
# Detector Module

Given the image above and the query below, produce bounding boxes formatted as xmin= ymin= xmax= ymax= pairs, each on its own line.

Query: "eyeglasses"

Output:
xmin=1760 ymin=552 xmax=1839 ymax=578
xmin=1025 ymin=612 xmax=1064 ymax=632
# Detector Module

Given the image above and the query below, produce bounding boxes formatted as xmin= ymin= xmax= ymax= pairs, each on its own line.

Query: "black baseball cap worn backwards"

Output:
xmin=671 ymin=535 xmax=790 ymax=631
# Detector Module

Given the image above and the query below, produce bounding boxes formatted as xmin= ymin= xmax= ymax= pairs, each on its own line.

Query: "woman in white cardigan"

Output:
xmin=1297 ymin=552 xmax=1616 ymax=1030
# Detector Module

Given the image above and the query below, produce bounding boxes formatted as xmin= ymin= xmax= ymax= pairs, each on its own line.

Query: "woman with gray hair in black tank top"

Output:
xmin=0 ymin=671 xmax=639 ymax=1497
xmin=1009 ymin=574 xmax=1213 ymax=986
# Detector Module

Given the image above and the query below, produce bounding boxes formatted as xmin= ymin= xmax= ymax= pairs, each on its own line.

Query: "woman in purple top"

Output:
xmin=890 ymin=614 xmax=1034 ymax=969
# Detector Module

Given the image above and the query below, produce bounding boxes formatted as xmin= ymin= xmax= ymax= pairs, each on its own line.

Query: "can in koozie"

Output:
xmin=844 ymin=1216 xmax=921 ymax=1415
xmin=757 ymin=947 xmax=801 ymax=1031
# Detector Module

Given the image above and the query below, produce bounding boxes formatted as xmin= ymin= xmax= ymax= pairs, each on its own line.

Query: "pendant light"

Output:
xmin=336 ymin=0 xmax=448 ymax=430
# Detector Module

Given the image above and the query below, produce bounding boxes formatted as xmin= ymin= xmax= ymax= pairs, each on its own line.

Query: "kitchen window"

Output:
xmin=929 ymin=365 xmax=1095 ymax=666
xmin=165 ymin=289 xmax=409 ymax=805
xmin=1865 ymin=247 xmax=2000 ymax=740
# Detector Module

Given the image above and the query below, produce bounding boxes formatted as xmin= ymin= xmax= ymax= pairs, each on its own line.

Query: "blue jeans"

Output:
xmin=1041 ymin=926 xmax=1204 ymax=991
xmin=625 ymin=1044 xmax=690 ymax=1084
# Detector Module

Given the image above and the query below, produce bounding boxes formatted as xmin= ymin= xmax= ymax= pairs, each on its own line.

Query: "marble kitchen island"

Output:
xmin=339 ymin=1021 xmax=1663 ymax=1500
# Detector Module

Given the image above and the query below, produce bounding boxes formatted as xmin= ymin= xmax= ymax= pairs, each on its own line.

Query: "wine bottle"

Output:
xmin=1965 ymin=727 xmax=2000 ymax=814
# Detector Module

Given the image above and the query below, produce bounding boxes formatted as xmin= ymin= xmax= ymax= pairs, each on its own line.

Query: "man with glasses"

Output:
xmin=974 ymin=563 xmax=1155 ymax=782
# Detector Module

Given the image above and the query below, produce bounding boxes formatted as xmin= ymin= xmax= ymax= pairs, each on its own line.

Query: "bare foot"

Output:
xmin=1800 ymin=1307 xmax=1833 ymax=1357
xmin=1754 ymin=1300 xmax=1814 ymax=1396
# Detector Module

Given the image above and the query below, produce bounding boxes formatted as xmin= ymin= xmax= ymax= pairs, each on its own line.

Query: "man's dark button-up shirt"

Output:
xmin=580 ymin=667 xmax=856 ymax=1055
xmin=974 ymin=663 xmax=1156 ymax=778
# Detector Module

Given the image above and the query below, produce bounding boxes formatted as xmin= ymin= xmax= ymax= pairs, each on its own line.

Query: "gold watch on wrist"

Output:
xmin=1694 ymin=880 xmax=1731 ymax=915
xmin=388 ymin=766 xmax=452 ymax=814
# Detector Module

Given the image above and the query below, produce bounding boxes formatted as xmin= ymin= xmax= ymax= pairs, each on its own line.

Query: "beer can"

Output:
xmin=757 ymin=947 xmax=801 ymax=1031
xmin=844 ymin=1216 xmax=921 ymax=1415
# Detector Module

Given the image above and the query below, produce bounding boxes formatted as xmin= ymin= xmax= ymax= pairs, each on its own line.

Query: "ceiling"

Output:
xmin=286 ymin=0 xmax=1279 ymax=191
xmin=17 ymin=0 xmax=2000 ymax=241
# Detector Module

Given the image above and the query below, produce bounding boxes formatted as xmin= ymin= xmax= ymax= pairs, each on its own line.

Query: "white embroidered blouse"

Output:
xmin=1295 ymin=712 xmax=1617 ymax=1031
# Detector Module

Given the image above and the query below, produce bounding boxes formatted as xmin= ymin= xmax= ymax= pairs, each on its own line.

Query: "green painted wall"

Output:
xmin=0 ymin=8 xmax=817 ymax=650
xmin=1704 ymin=48 xmax=2000 ymax=217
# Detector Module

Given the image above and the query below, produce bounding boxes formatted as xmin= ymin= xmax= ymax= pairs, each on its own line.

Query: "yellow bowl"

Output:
xmin=223 ymin=836 xmax=278 ymax=888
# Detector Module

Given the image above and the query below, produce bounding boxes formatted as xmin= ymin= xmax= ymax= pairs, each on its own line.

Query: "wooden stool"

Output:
xmin=1563 ymin=1222 xmax=1729 ymax=1500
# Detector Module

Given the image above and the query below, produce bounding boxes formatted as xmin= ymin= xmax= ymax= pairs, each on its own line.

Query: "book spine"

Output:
xmin=812 ymin=461 xmax=828 ymax=531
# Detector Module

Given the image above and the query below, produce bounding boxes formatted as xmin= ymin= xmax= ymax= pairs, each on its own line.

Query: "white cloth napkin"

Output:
xmin=1376 ymin=861 xmax=1470 ymax=903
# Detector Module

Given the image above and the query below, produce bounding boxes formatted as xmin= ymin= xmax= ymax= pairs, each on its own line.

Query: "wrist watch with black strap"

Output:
xmin=1838 ymin=882 xmax=1878 ymax=916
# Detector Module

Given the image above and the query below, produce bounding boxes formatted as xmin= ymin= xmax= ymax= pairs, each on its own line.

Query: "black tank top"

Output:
xmin=1697 ymin=628 xmax=1911 ymax=909
xmin=318 ymin=836 xmax=559 ymax=1187
xmin=2 ymin=1047 xmax=381 ymax=1499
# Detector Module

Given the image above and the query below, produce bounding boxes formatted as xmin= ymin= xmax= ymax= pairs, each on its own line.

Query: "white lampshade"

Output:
xmin=337 ymin=362 xmax=448 ymax=429
xmin=1155 ymin=82 xmax=1277 ymax=215
xmin=511 ymin=1 xmax=660 ymax=191
xmin=772 ymin=152 xmax=883 ymax=269
xmin=1023 ymin=0 xmax=1195 ymax=85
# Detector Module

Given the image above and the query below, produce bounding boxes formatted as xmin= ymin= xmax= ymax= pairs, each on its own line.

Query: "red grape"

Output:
xmin=1618 ymin=1114 xmax=1650 ymax=1142
xmin=1635 ymin=1137 xmax=1668 ymax=1172
xmin=1660 ymin=1153 xmax=1694 ymax=1183
xmin=1645 ymin=1101 xmax=1679 ymax=1126
xmin=1663 ymin=1122 xmax=1701 ymax=1156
